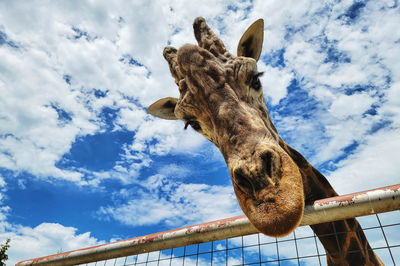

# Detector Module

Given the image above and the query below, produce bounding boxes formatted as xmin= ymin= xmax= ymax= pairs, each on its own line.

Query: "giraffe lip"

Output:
xmin=247 ymin=186 xmax=304 ymax=237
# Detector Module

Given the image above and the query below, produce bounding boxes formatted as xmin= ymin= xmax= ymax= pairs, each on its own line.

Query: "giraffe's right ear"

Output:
xmin=237 ymin=19 xmax=264 ymax=61
xmin=147 ymin=97 xmax=179 ymax=120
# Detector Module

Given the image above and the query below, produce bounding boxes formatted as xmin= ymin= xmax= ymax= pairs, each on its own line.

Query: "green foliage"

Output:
xmin=0 ymin=239 xmax=10 ymax=266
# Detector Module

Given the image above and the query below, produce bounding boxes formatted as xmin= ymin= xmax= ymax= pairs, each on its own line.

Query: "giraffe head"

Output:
xmin=148 ymin=17 xmax=304 ymax=237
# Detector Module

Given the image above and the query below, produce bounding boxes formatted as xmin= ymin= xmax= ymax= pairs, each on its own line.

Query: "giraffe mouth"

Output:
xmin=231 ymin=148 xmax=305 ymax=237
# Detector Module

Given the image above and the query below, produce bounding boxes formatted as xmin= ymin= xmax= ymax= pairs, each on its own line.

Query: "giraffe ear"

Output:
xmin=147 ymin=97 xmax=179 ymax=120
xmin=237 ymin=19 xmax=264 ymax=61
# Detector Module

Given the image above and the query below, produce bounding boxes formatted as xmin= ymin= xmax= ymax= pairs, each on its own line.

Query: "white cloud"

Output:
xmin=115 ymin=106 xmax=147 ymax=132
xmin=380 ymin=82 xmax=400 ymax=127
xmin=98 ymin=174 xmax=241 ymax=227
xmin=259 ymin=63 xmax=293 ymax=105
xmin=129 ymin=119 xmax=206 ymax=156
xmin=329 ymin=128 xmax=400 ymax=194
xmin=99 ymin=196 xmax=178 ymax=226
xmin=285 ymin=40 xmax=325 ymax=79
xmin=158 ymin=164 xmax=190 ymax=179
xmin=329 ymin=93 xmax=375 ymax=119
xmin=0 ymin=176 xmax=5 ymax=189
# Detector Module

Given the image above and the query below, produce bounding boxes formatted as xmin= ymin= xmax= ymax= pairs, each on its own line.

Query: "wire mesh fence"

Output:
xmin=81 ymin=211 xmax=400 ymax=266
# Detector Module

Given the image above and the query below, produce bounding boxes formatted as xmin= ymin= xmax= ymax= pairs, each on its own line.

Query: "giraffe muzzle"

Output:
xmin=230 ymin=146 xmax=305 ymax=237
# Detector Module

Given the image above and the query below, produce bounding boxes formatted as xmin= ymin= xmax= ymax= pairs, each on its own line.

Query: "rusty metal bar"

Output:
xmin=16 ymin=184 xmax=400 ymax=266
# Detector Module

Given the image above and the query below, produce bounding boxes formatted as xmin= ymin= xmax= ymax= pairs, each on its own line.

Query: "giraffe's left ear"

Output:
xmin=237 ymin=19 xmax=264 ymax=61
xmin=147 ymin=97 xmax=179 ymax=120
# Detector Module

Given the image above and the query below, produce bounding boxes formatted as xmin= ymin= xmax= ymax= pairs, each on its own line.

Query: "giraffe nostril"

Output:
xmin=163 ymin=46 xmax=177 ymax=58
xmin=234 ymin=168 xmax=269 ymax=194
xmin=261 ymin=151 xmax=274 ymax=177
xmin=233 ymin=169 xmax=254 ymax=195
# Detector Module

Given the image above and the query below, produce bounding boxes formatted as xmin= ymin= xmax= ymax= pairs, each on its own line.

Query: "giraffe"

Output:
xmin=147 ymin=17 xmax=383 ymax=265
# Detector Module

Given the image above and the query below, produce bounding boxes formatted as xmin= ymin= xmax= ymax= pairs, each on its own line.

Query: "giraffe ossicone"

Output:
xmin=148 ymin=17 xmax=383 ymax=265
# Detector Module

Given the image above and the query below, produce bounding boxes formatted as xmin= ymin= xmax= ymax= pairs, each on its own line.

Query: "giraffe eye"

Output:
xmin=250 ymin=71 xmax=264 ymax=91
xmin=184 ymin=120 xmax=201 ymax=131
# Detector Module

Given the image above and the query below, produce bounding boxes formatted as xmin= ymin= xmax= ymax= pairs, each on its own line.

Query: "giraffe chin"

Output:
xmin=233 ymin=153 xmax=305 ymax=237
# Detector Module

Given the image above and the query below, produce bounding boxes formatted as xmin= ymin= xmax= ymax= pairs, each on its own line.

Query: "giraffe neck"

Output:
xmin=280 ymin=141 xmax=383 ymax=265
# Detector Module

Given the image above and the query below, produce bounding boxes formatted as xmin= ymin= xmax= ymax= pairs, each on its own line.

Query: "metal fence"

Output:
xmin=17 ymin=185 xmax=400 ymax=266
xmin=85 ymin=212 xmax=399 ymax=266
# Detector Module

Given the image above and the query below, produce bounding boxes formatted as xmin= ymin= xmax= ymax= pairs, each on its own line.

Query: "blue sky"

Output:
xmin=0 ymin=0 xmax=399 ymax=264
